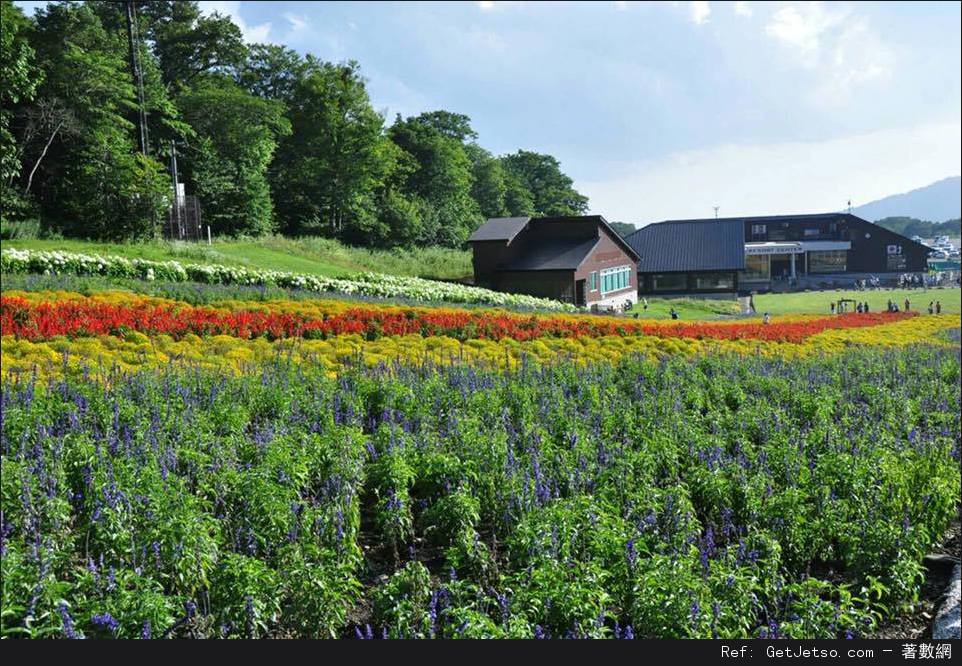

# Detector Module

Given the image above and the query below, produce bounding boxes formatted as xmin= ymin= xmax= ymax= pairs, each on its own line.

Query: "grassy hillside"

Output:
xmin=1 ymin=236 xmax=473 ymax=281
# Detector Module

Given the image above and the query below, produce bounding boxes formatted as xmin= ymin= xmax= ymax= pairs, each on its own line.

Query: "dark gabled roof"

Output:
xmin=625 ymin=218 xmax=745 ymax=273
xmin=534 ymin=214 xmax=641 ymax=262
xmin=467 ymin=217 xmax=531 ymax=243
xmin=501 ymin=237 xmax=600 ymax=271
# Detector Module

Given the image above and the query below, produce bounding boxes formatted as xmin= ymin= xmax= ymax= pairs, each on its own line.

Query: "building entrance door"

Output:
xmin=575 ymin=279 xmax=586 ymax=306
xmin=770 ymin=256 xmax=792 ymax=280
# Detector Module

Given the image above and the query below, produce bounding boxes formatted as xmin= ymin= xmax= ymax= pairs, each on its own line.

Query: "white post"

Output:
xmin=207 ymin=225 xmax=212 ymax=246
xmin=790 ymin=253 xmax=796 ymax=279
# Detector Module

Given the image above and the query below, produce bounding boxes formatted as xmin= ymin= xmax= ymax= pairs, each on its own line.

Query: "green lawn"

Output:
xmin=1 ymin=236 xmax=473 ymax=281
xmin=622 ymin=288 xmax=961 ymax=321
xmin=753 ymin=287 xmax=961 ymax=316
xmin=624 ymin=296 xmax=739 ymax=320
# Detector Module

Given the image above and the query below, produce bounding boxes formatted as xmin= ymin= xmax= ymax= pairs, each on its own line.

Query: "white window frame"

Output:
xmin=600 ymin=265 xmax=632 ymax=294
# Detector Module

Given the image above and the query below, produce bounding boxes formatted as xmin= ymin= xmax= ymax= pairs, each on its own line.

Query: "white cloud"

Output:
xmin=197 ymin=1 xmax=271 ymax=43
xmin=283 ymin=12 xmax=308 ymax=33
xmin=690 ymin=1 xmax=711 ymax=24
xmin=579 ymin=122 xmax=962 ymax=224
xmin=478 ymin=1 xmax=495 ymax=10
xmin=809 ymin=19 xmax=893 ymax=105
xmin=614 ymin=1 xmax=629 ymax=10
xmin=733 ymin=1 xmax=752 ymax=18
xmin=765 ymin=2 xmax=846 ymax=58
xmin=761 ymin=3 xmax=895 ymax=105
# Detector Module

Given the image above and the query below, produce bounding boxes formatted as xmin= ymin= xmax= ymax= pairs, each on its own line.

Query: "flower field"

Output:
xmin=0 ymin=249 xmax=577 ymax=312
xmin=1 ymin=281 xmax=959 ymax=639
xmin=0 ymin=290 xmax=957 ymax=382
xmin=0 ymin=291 xmax=918 ymax=342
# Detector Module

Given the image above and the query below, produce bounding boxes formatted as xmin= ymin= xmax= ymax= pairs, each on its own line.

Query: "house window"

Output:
xmin=651 ymin=273 xmax=687 ymax=291
xmin=600 ymin=265 xmax=632 ymax=294
xmin=589 ymin=271 xmax=598 ymax=291
xmin=694 ymin=273 xmax=735 ymax=290
xmin=751 ymin=224 xmax=767 ymax=237
xmin=808 ymin=250 xmax=847 ymax=273
xmin=803 ymin=228 xmax=820 ymax=237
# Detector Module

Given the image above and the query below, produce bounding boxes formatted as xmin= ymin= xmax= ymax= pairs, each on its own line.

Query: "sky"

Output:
xmin=15 ymin=1 xmax=962 ymax=225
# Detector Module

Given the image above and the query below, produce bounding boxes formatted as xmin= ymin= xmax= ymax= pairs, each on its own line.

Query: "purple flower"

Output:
xmin=625 ymin=537 xmax=638 ymax=569
xmin=58 ymin=603 xmax=83 ymax=639
xmin=92 ymin=612 xmax=119 ymax=636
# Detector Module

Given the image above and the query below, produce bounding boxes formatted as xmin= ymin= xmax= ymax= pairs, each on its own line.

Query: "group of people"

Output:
xmin=880 ymin=298 xmax=943 ymax=314
xmin=830 ymin=297 xmax=946 ymax=314
xmin=855 ymin=273 xmax=959 ymax=290
xmin=830 ymin=301 xmax=868 ymax=314
xmin=856 ymin=276 xmax=882 ymax=290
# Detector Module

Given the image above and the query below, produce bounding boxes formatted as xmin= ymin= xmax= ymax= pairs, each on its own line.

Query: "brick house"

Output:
xmin=467 ymin=215 xmax=640 ymax=309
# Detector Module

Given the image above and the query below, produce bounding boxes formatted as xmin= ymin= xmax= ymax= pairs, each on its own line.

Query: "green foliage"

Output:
xmin=177 ymin=77 xmax=290 ymax=236
xmin=501 ymin=150 xmax=589 ymax=217
xmin=388 ymin=112 xmax=483 ymax=247
xmin=10 ymin=3 xmax=171 ymax=239
xmin=271 ymin=61 xmax=393 ymax=239
xmin=874 ymin=216 xmax=960 ymax=239
xmin=466 ymin=144 xmax=509 ymax=219
xmin=0 ymin=0 xmax=42 ymax=187
xmin=607 ymin=220 xmax=637 ymax=238
xmin=136 ymin=0 xmax=247 ymax=91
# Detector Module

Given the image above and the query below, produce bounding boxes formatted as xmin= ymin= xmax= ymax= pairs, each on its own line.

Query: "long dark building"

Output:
xmin=468 ymin=215 xmax=640 ymax=309
xmin=625 ymin=212 xmax=932 ymax=295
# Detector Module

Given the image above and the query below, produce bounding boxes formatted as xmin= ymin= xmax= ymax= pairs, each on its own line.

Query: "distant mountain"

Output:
xmin=853 ymin=176 xmax=961 ymax=223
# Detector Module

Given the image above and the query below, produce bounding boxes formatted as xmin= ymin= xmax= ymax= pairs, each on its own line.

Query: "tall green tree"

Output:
xmin=388 ymin=112 xmax=482 ymax=246
xmin=177 ymin=77 xmax=290 ymax=236
xmin=237 ymin=44 xmax=319 ymax=102
xmin=137 ymin=0 xmax=246 ymax=91
xmin=500 ymin=150 xmax=588 ymax=217
xmin=502 ymin=168 xmax=536 ymax=217
xmin=272 ymin=61 xmax=393 ymax=238
xmin=0 ymin=1 xmax=43 ymax=220
xmin=465 ymin=144 xmax=507 ymax=219
xmin=0 ymin=1 xmax=41 ymax=187
xmin=23 ymin=2 xmax=169 ymax=239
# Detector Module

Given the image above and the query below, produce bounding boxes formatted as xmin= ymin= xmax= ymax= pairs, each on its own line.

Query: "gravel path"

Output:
xmin=933 ymin=563 xmax=961 ymax=639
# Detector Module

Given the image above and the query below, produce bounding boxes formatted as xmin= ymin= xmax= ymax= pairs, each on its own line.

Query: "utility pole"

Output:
xmin=713 ymin=205 xmax=719 ymax=219
xmin=170 ymin=141 xmax=182 ymax=238
xmin=125 ymin=1 xmax=149 ymax=155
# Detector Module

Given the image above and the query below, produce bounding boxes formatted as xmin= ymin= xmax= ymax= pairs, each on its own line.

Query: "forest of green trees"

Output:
xmin=0 ymin=1 xmax=590 ymax=247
